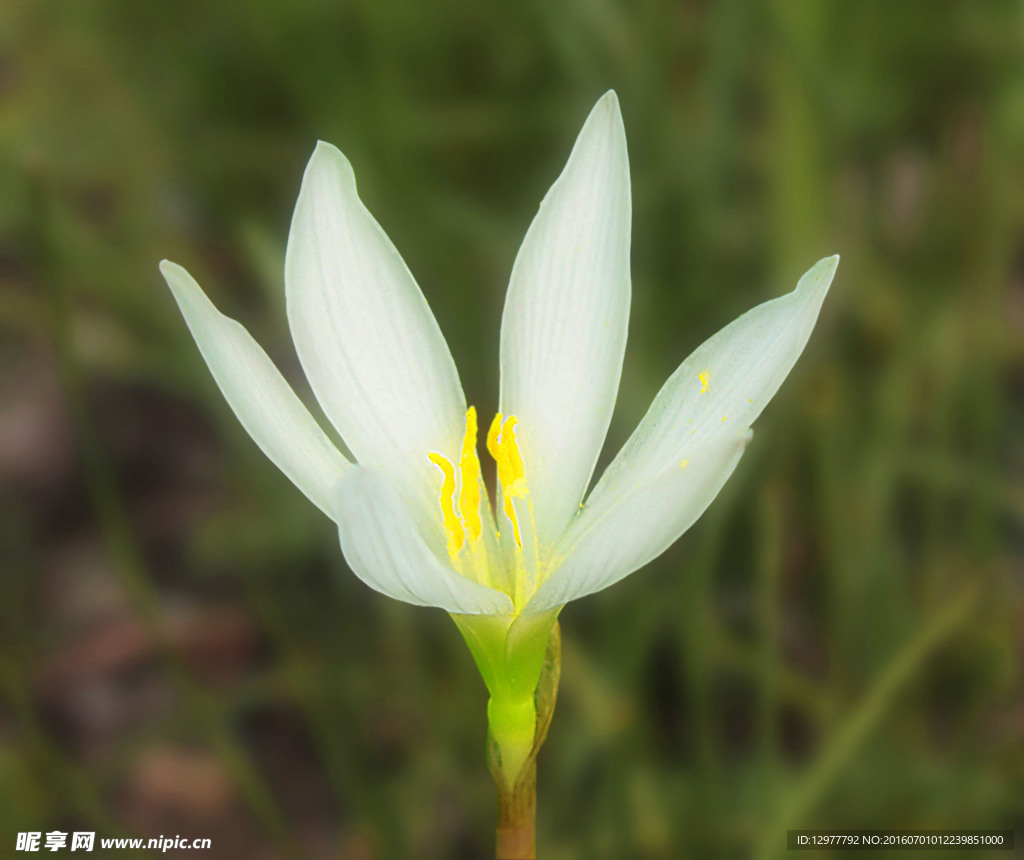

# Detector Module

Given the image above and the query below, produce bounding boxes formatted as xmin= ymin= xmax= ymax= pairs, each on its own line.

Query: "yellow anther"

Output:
xmin=486 ymin=412 xmax=503 ymax=463
xmin=428 ymin=452 xmax=465 ymax=559
xmin=458 ymin=407 xmax=483 ymax=542
xmin=721 ymin=415 xmax=727 ymax=422
xmin=495 ymin=417 xmax=526 ymax=489
xmin=486 ymin=412 xmax=528 ymax=548
xmin=699 ymin=370 xmax=710 ymax=394
xmin=679 ymin=459 xmax=689 ymax=468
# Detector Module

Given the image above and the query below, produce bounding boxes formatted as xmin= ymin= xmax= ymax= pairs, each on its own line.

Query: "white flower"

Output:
xmin=159 ymin=91 xmax=837 ymax=622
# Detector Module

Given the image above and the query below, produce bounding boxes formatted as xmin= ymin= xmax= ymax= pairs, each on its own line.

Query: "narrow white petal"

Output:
xmin=159 ymin=261 xmax=351 ymax=519
xmin=588 ymin=255 xmax=838 ymax=498
xmin=334 ymin=467 xmax=514 ymax=614
xmin=285 ymin=142 xmax=466 ymax=518
xmin=498 ymin=91 xmax=631 ymax=549
xmin=528 ymin=431 xmax=749 ymax=611
xmin=527 ymin=255 xmax=838 ymax=610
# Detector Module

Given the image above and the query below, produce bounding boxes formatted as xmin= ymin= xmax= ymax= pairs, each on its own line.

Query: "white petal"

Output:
xmin=528 ymin=431 xmax=749 ymax=611
xmin=160 ymin=261 xmax=351 ymax=519
xmin=334 ymin=467 xmax=514 ymax=614
xmin=527 ymin=255 xmax=838 ymax=611
xmin=498 ymin=91 xmax=631 ymax=548
xmin=285 ymin=142 xmax=466 ymax=519
xmin=588 ymin=255 xmax=838 ymax=497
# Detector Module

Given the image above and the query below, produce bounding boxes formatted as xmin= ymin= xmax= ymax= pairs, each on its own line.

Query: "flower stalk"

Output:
xmin=489 ymin=622 xmax=560 ymax=860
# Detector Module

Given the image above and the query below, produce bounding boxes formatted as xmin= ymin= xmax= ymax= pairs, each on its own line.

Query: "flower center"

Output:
xmin=427 ymin=407 xmax=484 ymax=559
xmin=428 ymin=406 xmax=537 ymax=607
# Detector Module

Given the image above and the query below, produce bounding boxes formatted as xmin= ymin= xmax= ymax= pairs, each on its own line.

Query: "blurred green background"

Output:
xmin=1 ymin=1 xmax=1022 ymax=857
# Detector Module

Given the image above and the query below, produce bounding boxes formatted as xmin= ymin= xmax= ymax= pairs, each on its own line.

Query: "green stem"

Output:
xmin=487 ymin=622 xmax=561 ymax=860
xmin=494 ymin=759 xmax=537 ymax=859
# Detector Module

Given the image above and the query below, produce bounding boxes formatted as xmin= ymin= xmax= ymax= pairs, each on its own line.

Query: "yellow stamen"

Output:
xmin=427 ymin=452 xmax=465 ymax=559
xmin=487 ymin=413 xmax=527 ymax=547
xmin=486 ymin=412 xmax=503 ymax=462
xmin=458 ymin=407 xmax=483 ymax=542
xmin=496 ymin=417 xmax=526 ymax=488
xmin=699 ymin=370 xmax=710 ymax=394
xmin=679 ymin=459 xmax=689 ymax=468
xmin=507 ymin=502 xmax=523 ymax=548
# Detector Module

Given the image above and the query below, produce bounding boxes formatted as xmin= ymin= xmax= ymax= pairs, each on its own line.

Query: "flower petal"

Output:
xmin=586 ymin=255 xmax=838 ymax=497
xmin=527 ymin=432 xmax=749 ymax=611
xmin=498 ymin=91 xmax=631 ymax=548
xmin=285 ymin=142 xmax=467 ymax=518
xmin=334 ymin=467 xmax=514 ymax=614
xmin=159 ymin=260 xmax=351 ymax=519
xmin=527 ymin=254 xmax=838 ymax=611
